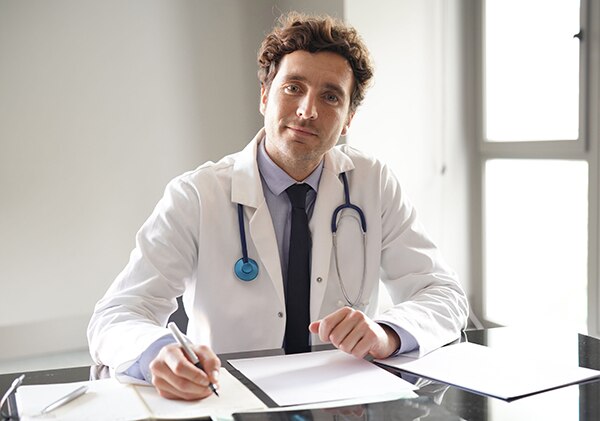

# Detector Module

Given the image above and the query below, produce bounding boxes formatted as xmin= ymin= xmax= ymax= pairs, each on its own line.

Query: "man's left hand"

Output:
xmin=308 ymin=307 xmax=400 ymax=359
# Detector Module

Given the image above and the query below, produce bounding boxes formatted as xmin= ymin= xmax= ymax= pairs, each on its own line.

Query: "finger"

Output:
xmin=326 ymin=309 xmax=366 ymax=348
xmin=350 ymin=334 xmax=376 ymax=359
xmin=194 ymin=345 xmax=221 ymax=385
xmin=317 ymin=307 xmax=352 ymax=342
xmin=163 ymin=346 xmax=210 ymax=386
xmin=152 ymin=372 xmax=213 ymax=401
xmin=150 ymin=344 xmax=217 ymax=400
xmin=329 ymin=312 xmax=385 ymax=358
xmin=150 ymin=355 xmax=211 ymax=400
xmin=332 ymin=320 xmax=368 ymax=356
xmin=308 ymin=320 xmax=320 ymax=334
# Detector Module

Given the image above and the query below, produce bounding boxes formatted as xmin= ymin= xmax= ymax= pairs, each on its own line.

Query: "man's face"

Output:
xmin=260 ymin=50 xmax=355 ymax=179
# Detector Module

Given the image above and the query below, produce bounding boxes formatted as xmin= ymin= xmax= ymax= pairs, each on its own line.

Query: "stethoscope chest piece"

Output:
xmin=234 ymin=257 xmax=259 ymax=281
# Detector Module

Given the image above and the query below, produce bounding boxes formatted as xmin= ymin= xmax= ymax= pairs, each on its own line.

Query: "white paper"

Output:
xmin=16 ymin=378 xmax=146 ymax=421
xmin=134 ymin=367 xmax=267 ymax=419
xmin=228 ymin=349 xmax=417 ymax=406
xmin=15 ymin=368 xmax=267 ymax=420
xmin=376 ymin=342 xmax=600 ymax=401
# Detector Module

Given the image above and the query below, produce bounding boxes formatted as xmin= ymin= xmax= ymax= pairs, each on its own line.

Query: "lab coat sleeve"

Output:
xmin=87 ymin=176 xmax=200 ymax=374
xmin=375 ymin=164 xmax=469 ymax=356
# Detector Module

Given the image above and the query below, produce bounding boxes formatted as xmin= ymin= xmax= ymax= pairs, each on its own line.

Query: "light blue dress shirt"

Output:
xmin=256 ymin=140 xmax=322 ymax=295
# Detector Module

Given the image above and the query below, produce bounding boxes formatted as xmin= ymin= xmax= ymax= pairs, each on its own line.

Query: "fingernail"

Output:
xmin=212 ymin=370 xmax=220 ymax=381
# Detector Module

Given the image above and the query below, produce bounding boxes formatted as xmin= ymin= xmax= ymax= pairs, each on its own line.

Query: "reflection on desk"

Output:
xmin=1 ymin=328 xmax=599 ymax=421
xmin=233 ymin=396 xmax=464 ymax=421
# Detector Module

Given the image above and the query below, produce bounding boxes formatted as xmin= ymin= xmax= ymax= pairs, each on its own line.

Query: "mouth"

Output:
xmin=286 ymin=125 xmax=318 ymax=136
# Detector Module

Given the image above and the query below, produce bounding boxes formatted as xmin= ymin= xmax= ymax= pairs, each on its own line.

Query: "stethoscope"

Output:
xmin=234 ymin=172 xmax=367 ymax=308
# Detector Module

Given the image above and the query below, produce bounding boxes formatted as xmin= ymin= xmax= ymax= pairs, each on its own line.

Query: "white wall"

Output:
xmin=273 ymin=0 xmax=343 ymax=18
xmin=0 ymin=0 xmax=277 ymax=359
xmin=0 ymin=0 xmax=346 ymax=360
xmin=345 ymin=0 xmax=474 ymax=311
xmin=0 ymin=0 xmax=473 ymax=360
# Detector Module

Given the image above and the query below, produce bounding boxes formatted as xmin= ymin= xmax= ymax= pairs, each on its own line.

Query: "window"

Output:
xmin=479 ymin=0 xmax=596 ymax=333
xmin=484 ymin=0 xmax=581 ymax=142
xmin=484 ymin=159 xmax=588 ymax=331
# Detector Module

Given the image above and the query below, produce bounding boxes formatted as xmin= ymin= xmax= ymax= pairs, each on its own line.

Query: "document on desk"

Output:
xmin=16 ymin=378 xmax=145 ymax=421
xmin=375 ymin=342 xmax=600 ymax=401
xmin=16 ymin=367 xmax=267 ymax=420
xmin=228 ymin=349 xmax=417 ymax=407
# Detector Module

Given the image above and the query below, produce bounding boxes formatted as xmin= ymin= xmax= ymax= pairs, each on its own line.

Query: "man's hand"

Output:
xmin=309 ymin=307 xmax=400 ymax=359
xmin=149 ymin=343 xmax=221 ymax=400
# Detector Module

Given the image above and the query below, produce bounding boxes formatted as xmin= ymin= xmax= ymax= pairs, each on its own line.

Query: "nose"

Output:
xmin=296 ymin=93 xmax=318 ymax=120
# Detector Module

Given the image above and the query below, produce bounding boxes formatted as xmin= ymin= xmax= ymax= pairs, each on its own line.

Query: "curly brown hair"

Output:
xmin=257 ymin=12 xmax=374 ymax=114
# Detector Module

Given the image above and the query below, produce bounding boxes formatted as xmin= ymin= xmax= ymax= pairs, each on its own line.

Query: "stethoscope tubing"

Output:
xmin=331 ymin=172 xmax=366 ymax=233
xmin=235 ymin=172 xmax=368 ymax=307
xmin=237 ymin=204 xmax=250 ymax=264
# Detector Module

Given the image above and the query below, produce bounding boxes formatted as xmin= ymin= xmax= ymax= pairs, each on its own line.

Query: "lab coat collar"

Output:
xmin=231 ymin=128 xmax=266 ymax=209
xmin=323 ymin=140 xmax=355 ymax=176
xmin=231 ymin=128 xmax=355 ymax=208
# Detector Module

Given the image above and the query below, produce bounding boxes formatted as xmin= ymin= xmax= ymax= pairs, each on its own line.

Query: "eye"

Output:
xmin=284 ymin=84 xmax=300 ymax=94
xmin=324 ymin=93 xmax=339 ymax=103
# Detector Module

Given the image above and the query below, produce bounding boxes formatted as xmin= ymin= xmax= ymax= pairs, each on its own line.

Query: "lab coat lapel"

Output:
xmin=231 ymin=129 xmax=285 ymax=308
xmin=310 ymin=147 xmax=355 ymax=320
xmin=248 ymin=203 xmax=285 ymax=306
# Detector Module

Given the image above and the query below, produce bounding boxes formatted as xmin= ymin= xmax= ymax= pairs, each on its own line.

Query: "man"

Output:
xmin=88 ymin=12 xmax=468 ymax=401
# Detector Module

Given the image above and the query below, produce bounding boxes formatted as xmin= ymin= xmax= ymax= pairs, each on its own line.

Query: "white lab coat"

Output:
xmin=88 ymin=129 xmax=468 ymax=374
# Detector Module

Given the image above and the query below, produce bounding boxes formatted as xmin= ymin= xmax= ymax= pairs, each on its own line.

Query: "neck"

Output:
xmin=263 ymin=141 xmax=321 ymax=181
xmin=284 ymin=162 xmax=318 ymax=182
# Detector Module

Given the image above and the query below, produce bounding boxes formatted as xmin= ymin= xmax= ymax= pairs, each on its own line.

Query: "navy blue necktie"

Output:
xmin=284 ymin=183 xmax=311 ymax=354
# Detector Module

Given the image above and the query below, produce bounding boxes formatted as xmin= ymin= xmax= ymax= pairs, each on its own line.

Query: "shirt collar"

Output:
xmin=257 ymin=137 xmax=323 ymax=196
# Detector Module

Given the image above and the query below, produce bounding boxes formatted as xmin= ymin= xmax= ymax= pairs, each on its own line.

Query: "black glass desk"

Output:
xmin=2 ymin=327 xmax=599 ymax=420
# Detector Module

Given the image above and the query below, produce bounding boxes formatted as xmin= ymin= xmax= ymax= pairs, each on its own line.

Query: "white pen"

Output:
xmin=40 ymin=385 xmax=88 ymax=414
xmin=167 ymin=322 xmax=219 ymax=397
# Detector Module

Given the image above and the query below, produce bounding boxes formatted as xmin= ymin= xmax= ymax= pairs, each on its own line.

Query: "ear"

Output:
xmin=259 ymin=84 xmax=268 ymax=116
xmin=341 ymin=111 xmax=355 ymax=136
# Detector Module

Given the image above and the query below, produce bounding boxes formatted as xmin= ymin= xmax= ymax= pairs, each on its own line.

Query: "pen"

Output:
xmin=167 ymin=322 xmax=219 ymax=397
xmin=0 ymin=374 xmax=25 ymax=418
xmin=40 ymin=385 xmax=88 ymax=414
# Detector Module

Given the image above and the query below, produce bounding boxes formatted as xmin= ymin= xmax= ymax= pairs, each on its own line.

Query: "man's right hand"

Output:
xmin=149 ymin=343 xmax=221 ymax=400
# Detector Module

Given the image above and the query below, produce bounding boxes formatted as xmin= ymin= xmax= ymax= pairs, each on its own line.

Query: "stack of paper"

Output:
xmin=229 ymin=349 xmax=417 ymax=407
xmin=375 ymin=341 xmax=600 ymax=401
xmin=16 ymin=368 xmax=267 ymax=420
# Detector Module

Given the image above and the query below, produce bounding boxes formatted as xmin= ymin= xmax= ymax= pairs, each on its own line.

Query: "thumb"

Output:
xmin=309 ymin=320 xmax=320 ymax=334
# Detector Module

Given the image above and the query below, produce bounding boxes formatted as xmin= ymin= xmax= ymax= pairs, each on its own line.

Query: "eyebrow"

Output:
xmin=283 ymin=74 xmax=348 ymax=100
